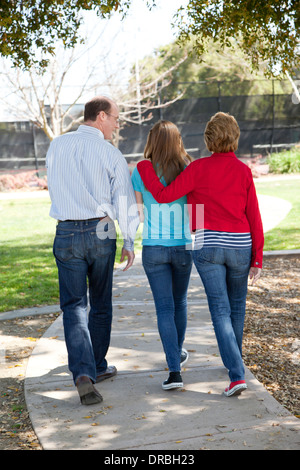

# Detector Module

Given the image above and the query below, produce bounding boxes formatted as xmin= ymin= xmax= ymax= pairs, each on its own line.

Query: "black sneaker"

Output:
xmin=180 ymin=348 xmax=189 ymax=367
xmin=162 ymin=372 xmax=183 ymax=390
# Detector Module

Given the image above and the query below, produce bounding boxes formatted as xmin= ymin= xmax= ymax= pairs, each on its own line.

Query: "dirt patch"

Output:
xmin=0 ymin=256 xmax=299 ymax=450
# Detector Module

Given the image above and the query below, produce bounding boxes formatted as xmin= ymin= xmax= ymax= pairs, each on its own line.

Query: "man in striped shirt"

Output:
xmin=46 ymin=96 xmax=139 ymax=405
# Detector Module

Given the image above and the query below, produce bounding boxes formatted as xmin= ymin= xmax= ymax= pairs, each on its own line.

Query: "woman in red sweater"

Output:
xmin=137 ymin=112 xmax=264 ymax=397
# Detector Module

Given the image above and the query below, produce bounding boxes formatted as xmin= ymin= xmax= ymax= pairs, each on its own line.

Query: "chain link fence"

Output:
xmin=0 ymin=79 xmax=299 ymax=172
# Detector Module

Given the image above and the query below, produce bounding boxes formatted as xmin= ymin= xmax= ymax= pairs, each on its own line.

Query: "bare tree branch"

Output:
xmin=0 ymin=26 xmax=188 ymax=145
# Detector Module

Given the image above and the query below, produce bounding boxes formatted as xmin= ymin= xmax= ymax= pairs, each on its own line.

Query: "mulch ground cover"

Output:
xmin=244 ymin=256 xmax=299 ymax=419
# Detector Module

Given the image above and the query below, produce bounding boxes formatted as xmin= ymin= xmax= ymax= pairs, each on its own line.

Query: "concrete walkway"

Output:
xmin=24 ymin=253 xmax=300 ymax=451
xmin=1 ymin=188 xmax=299 ymax=450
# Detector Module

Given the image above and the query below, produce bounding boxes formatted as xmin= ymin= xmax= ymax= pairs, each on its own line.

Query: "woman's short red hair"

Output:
xmin=204 ymin=112 xmax=240 ymax=153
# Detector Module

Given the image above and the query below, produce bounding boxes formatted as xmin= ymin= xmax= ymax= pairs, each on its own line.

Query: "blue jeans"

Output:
xmin=142 ymin=245 xmax=193 ymax=372
xmin=192 ymin=247 xmax=251 ymax=382
xmin=53 ymin=219 xmax=116 ymax=384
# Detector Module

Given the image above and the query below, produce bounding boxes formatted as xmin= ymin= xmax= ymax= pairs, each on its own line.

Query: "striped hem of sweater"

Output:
xmin=194 ymin=229 xmax=252 ymax=250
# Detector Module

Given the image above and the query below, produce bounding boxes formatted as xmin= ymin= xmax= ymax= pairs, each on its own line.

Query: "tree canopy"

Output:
xmin=0 ymin=0 xmax=154 ymax=69
xmin=174 ymin=0 xmax=300 ymax=76
xmin=1 ymin=1 xmax=299 ymax=75
xmin=134 ymin=37 xmax=282 ymax=102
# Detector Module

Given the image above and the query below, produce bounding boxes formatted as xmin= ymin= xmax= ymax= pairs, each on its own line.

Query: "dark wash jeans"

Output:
xmin=193 ymin=246 xmax=252 ymax=382
xmin=53 ymin=219 xmax=116 ymax=384
xmin=142 ymin=245 xmax=193 ymax=372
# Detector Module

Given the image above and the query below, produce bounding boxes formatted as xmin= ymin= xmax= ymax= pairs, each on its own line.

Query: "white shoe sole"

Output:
xmin=224 ymin=383 xmax=247 ymax=397
xmin=180 ymin=348 xmax=189 ymax=367
xmin=162 ymin=382 xmax=183 ymax=390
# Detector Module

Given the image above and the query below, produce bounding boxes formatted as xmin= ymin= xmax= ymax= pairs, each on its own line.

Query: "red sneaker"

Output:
xmin=224 ymin=380 xmax=247 ymax=397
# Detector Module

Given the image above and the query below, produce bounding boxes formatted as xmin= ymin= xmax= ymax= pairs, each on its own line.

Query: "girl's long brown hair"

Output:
xmin=143 ymin=120 xmax=192 ymax=185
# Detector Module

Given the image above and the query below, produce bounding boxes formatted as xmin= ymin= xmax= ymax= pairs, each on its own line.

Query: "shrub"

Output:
xmin=0 ymin=170 xmax=48 ymax=191
xmin=267 ymin=148 xmax=300 ymax=174
xmin=247 ymin=154 xmax=264 ymax=178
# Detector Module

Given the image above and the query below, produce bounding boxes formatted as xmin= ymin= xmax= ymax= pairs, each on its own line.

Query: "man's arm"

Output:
xmin=112 ymin=155 xmax=140 ymax=270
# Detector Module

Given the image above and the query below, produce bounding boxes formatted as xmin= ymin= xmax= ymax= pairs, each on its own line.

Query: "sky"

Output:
xmin=117 ymin=0 xmax=189 ymax=60
xmin=62 ymin=0 xmax=189 ymax=99
xmin=0 ymin=0 xmax=189 ymax=120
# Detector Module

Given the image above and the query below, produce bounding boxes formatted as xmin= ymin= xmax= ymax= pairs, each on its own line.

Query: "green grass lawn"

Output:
xmin=0 ymin=197 xmax=58 ymax=312
xmin=0 ymin=196 xmax=142 ymax=312
xmin=0 ymin=176 xmax=299 ymax=312
xmin=254 ymin=177 xmax=300 ymax=251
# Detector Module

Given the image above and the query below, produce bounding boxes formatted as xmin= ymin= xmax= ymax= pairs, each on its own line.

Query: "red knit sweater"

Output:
xmin=137 ymin=152 xmax=264 ymax=268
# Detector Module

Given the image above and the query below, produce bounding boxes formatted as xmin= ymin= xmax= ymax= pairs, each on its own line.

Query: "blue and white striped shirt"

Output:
xmin=46 ymin=125 xmax=139 ymax=251
xmin=194 ymin=229 xmax=252 ymax=250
